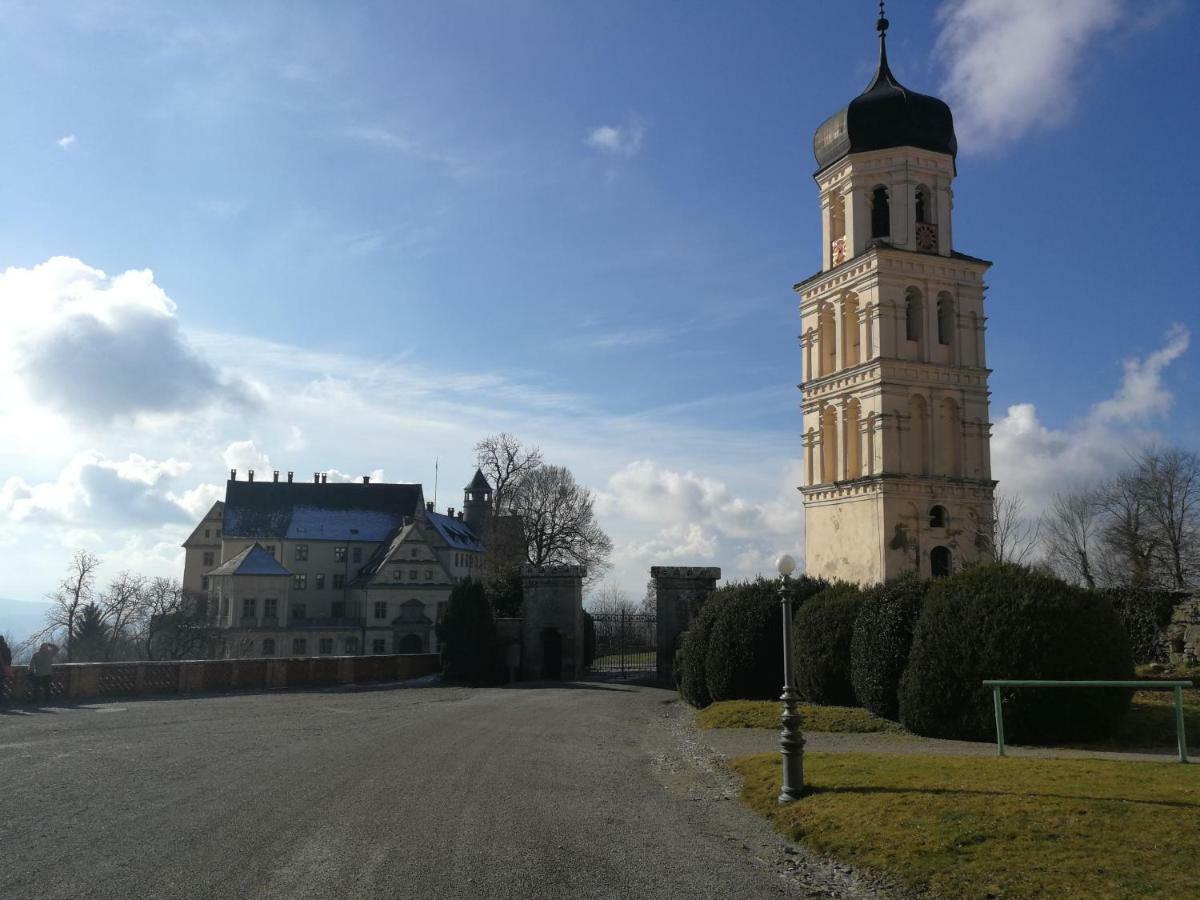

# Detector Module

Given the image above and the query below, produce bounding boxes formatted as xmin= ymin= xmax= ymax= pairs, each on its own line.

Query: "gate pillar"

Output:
xmin=652 ymin=566 xmax=721 ymax=688
xmin=520 ymin=565 xmax=586 ymax=680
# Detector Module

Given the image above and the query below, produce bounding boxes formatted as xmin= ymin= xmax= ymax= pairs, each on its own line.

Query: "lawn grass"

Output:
xmin=696 ymin=700 xmax=902 ymax=733
xmin=731 ymin=751 xmax=1200 ymax=899
xmin=1106 ymin=689 xmax=1200 ymax=750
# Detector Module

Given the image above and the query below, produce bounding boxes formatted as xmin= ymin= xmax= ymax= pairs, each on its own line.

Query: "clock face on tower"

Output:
xmin=915 ymin=222 xmax=938 ymax=252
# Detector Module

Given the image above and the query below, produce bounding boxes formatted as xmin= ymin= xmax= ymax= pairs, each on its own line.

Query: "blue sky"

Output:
xmin=0 ymin=0 xmax=1196 ymax=609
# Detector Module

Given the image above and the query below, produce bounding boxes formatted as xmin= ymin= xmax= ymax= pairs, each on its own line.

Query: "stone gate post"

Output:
xmin=652 ymin=566 xmax=721 ymax=688
xmin=520 ymin=565 xmax=586 ymax=680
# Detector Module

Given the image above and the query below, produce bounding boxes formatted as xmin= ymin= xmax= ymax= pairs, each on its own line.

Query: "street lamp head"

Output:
xmin=776 ymin=554 xmax=796 ymax=577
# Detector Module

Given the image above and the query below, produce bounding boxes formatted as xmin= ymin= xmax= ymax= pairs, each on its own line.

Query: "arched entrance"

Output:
xmin=931 ymin=545 xmax=952 ymax=578
xmin=396 ymin=633 xmax=423 ymax=654
xmin=541 ymin=628 xmax=562 ymax=680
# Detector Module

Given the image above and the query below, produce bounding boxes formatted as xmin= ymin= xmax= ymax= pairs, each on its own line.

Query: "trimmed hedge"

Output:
xmin=676 ymin=575 xmax=828 ymax=708
xmin=793 ymin=582 xmax=869 ymax=706
xmin=850 ymin=573 xmax=928 ymax=720
xmin=437 ymin=579 xmax=496 ymax=684
xmin=1103 ymin=587 xmax=1186 ymax=665
xmin=899 ymin=563 xmax=1134 ymax=743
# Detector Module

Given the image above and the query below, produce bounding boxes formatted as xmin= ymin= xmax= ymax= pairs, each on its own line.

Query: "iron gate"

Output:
xmin=588 ymin=610 xmax=656 ymax=679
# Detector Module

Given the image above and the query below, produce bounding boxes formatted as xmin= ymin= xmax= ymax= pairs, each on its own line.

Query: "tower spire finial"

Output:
xmin=877 ymin=1 xmax=889 ymax=42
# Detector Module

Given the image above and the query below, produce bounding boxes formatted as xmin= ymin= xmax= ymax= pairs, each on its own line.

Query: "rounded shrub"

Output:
xmin=899 ymin=563 xmax=1134 ymax=743
xmin=850 ymin=573 xmax=928 ymax=720
xmin=704 ymin=580 xmax=782 ymax=703
xmin=437 ymin=579 xmax=497 ymax=685
xmin=676 ymin=592 xmax=727 ymax=708
xmin=793 ymin=582 xmax=868 ymax=706
xmin=1102 ymin=587 xmax=1185 ymax=665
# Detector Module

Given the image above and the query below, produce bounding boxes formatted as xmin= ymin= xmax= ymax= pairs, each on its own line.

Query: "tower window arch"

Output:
xmin=929 ymin=505 xmax=948 ymax=528
xmin=818 ymin=304 xmax=836 ymax=376
xmin=937 ymin=293 xmax=955 ymax=346
xmin=905 ymin=288 xmax=923 ymax=343
xmin=908 ymin=394 xmax=929 ymax=476
xmin=915 ymin=185 xmax=931 ymax=224
xmin=820 ymin=405 xmax=839 ymax=483
xmin=871 ymin=186 xmax=890 ymax=239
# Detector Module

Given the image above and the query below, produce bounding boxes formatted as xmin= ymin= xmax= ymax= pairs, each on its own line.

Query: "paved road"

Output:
xmin=0 ymin=682 xmax=894 ymax=900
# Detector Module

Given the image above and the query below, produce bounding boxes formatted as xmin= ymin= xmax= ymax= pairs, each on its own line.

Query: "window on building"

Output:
xmin=292 ymin=637 xmax=308 ymax=656
xmin=215 ymin=529 xmax=221 ymax=538
xmin=372 ymin=639 xmax=386 ymax=655
xmin=292 ymin=603 xmax=306 ymax=621
xmin=264 ymin=597 xmax=278 ymax=619
xmin=345 ymin=637 xmax=358 ymax=655
xmin=331 ymin=601 xmax=345 ymax=618
xmin=352 ymin=547 xmax=362 ymax=563
xmin=937 ymin=294 xmax=955 ymax=346
xmin=424 ymin=569 xmax=432 ymax=581
xmin=929 ymin=505 xmax=948 ymax=529
xmin=241 ymin=597 xmax=256 ymax=619
xmin=204 ymin=528 xmax=210 ymax=539
xmin=293 ymin=574 xmax=307 ymax=590
xmin=265 ymin=545 xmax=276 ymax=557
xmin=295 ymin=544 xmax=308 ymax=561
xmin=201 ymin=576 xmax=209 ymax=591
xmin=410 ymin=548 xmax=418 ymax=558
xmin=220 ymin=596 xmax=229 ymax=619
xmin=871 ymin=185 xmax=890 ymax=238
xmin=319 ymin=638 xmax=333 ymax=655
xmin=437 ymin=601 xmax=448 ymax=622
xmin=915 ymin=184 xmax=930 ymax=224
xmin=931 ymin=546 xmax=952 ymax=578
xmin=332 ymin=573 xmax=345 ymax=589
xmin=393 ymin=567 xmax=403 ymax=583
xmin=334 ymin=546 xmax=347 ymax=563
xmin=409 ymin=569 xmax=417 ymax=581
xmin=262 ymin=638 xmax=276 ymax=656
xmin=203 ymin=551 xmax=215 ymax=567
xmin=315 ymin=573 xmax=326 ymax=589
xmin=374 ymin=601 xmax=388 ymax=620
xmin=905 ymin=289 xmax=923 ymax=343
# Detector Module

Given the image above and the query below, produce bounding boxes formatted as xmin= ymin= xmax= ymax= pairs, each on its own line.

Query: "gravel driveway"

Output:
xmin=0 ymin=682 xmax=904 ymax=900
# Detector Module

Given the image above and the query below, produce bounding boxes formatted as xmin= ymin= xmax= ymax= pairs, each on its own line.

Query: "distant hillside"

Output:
xmin=0 ymin=597 xmax=54 ymax=647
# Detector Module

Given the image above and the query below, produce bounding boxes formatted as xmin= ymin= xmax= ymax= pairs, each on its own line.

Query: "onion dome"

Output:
xmin=813 ymin=4 xmax=957 ymax=171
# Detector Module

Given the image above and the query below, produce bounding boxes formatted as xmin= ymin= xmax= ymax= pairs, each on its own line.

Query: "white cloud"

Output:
xmin=56 ymin=134 xmax=77 ymax=150
xmin=0 ymin=257 xmax=259 ymax=424
xmin=222 ymin=440 xmax=271 ymax=476
xmin=586 ymin=116 xmax=645 ymax=158
xmin=936 ymin=0 xmax=1124 ymax=151
xmin=992 ymin=324 xmax=1190 ymax=510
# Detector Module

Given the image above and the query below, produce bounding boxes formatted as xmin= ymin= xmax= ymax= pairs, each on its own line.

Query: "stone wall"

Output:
xmin=652 ymin=566 xmax=721 ymax=687
xmin=1163 ymin=595 xmax=1200 ymax=665
xmin=520 ymin=565 xmax=585 ymax=680
xmin=0 ymin=653 xmax=439 ymax=703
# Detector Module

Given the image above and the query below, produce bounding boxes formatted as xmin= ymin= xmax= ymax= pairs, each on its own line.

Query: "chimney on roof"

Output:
xmin=362 ymin=475 xmax=370 ymax=484
xmin=314 ymin=473 xmax=320 ymax=483
xmin=426 ymin=501 xmax=434 ymax=512
xmin=273 ymin=470 xmax=279 ymax=483
xmin=321 ymin=473 xmax=328 ymax=484
xmin=248 ymin=469 xmax=255 ymax=482
xmin=456 ymin=511 xmax=464 ymax=521
xmin=287 ymin=471 xmax=293 ymax=483
xmin=230 ymin=469 xmax=237 ymax=480
xmin=447 ymin=507 xmax=455 ymax=518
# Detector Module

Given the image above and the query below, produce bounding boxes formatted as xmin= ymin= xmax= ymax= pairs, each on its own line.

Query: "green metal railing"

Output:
xmin=982 ymin=679 xmax=1193 ymax=764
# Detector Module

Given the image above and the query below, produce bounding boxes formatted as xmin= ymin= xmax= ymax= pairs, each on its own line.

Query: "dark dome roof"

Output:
xmin=813 ymin=32 xmax=957 ymax=172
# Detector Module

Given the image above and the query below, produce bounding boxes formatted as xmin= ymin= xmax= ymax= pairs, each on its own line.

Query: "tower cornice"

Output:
xmin=795 ymin=244 xmax=991 ymax=297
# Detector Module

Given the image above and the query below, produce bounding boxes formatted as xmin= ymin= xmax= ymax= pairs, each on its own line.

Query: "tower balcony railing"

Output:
xmin=831 ymin=236 xmax=847 ymax=265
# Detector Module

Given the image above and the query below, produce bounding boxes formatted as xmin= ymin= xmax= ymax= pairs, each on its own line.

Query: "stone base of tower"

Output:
xmin=802 ymin=477 xmax=995 ymax=584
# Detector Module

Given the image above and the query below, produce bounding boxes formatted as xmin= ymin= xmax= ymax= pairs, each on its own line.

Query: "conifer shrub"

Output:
xmin=437 ymin=579 xmax=497 ymax=684
xmin=850 ymin=573 xmax=928 ymax=720
xmin=1102 ymin=587 xmax=1185 ymax=665
xmin=793 ymin=582 xmax=869 ymax=706
xmin=899 ymin=563 xmax=1134 ymax=743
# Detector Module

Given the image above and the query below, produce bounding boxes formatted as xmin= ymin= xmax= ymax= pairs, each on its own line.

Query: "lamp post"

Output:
xmin=776 ymin=553 xmax=805 ymax=803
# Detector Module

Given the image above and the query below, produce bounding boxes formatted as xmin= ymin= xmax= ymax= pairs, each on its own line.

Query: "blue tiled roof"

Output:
xmin=426 ymin=511 xmax=485 ymax=552
xmin=223 ymin=480 xmax=423 ymax=542
xmin=209 ymin=543 xmax=292 ymax=577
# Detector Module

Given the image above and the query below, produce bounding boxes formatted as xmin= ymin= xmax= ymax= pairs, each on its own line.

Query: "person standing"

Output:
xmin=0 ymin=635 xmax=11 ymax=704
xmin=29 ymin=642 xmax=57 ymax=705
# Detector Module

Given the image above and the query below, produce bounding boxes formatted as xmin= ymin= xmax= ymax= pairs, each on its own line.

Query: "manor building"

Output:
xmin=797 ymin=11 xmax=995 ymax=583
xmin=181 ymin=469 xmax=495 ymax=658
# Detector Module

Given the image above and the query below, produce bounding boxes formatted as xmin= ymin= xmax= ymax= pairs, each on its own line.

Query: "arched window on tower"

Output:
xmin=830 ymin=192 xmax=847 ymax=265
xmin=845 ymin=399 xmax=862 ymax=479
xmin=818 ymin=304 xmax=836 ymax=376
xmin=915 ymin=185 xmax=930 ymax=224
xmin=842 ymin=293 xmax=860 ymax=367
xmin=871 ymin=186 xmax=890 ymax=239
xmin=930 ymin=546 xmax=952 ymax=578
xmin=929 ymin=505 xmax=947 ymax=528
xmin=821 ymin=406 xmax=839 ymax=483
xmin=937 ymin=293 xmax=955 ymax=346
xmin=905 ymin=288 xmax=923 ymax=343
xmin=940 ymin=398 xmax=962 ymax=476
xmin=908 ymin=395 xmax=929 ymax=476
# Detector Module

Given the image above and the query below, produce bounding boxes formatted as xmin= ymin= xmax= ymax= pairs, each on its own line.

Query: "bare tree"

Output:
xmin=474 ymin=433 xmax=543 ymax=516
xmin=587 ymin=584 xmax=634 ymax=616
xmin=509 ymin=464 xmax=613 ymax=575
xmin=138 ymin=577 xmax=215 ymax=660
xmin=99 ymin=571 xmax=147 ymax=660
xmin=38 ymin=550 xmax=101 ymax=662
xmin=1097 ymin=472 xmax=1160 ymax=588
xmin=1043 ymin=488 xmax=1101 ymax=587
xmin=1136 ymin=446 xmax=1200 ymax=589
xmin=989 ymin=492 xmax=1041 ymax=566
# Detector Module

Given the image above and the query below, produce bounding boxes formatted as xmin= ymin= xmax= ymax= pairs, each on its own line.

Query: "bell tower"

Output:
xmin=798 ymin=5 xmax=996 ymax=582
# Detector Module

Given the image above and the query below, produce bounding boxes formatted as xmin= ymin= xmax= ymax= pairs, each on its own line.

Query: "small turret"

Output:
xmin=462 ymin=469 xmax=492 ymax=535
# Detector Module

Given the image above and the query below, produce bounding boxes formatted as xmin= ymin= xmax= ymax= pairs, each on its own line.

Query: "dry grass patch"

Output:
xmin=731 ymin=751 xmax=1200 ymax=899
xmin=695 ymin=700 xmax=902 ymax=733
